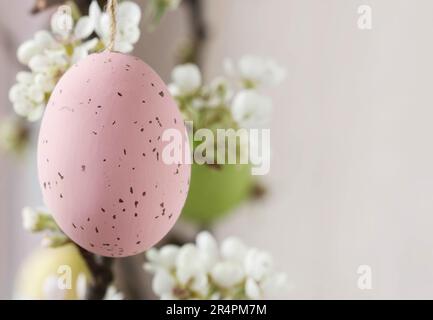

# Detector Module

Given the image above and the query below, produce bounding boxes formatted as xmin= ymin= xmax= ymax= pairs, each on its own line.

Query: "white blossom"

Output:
xmin=22 ymin=206 xmax=40 ymax=231
xmin=170 ymin=59 xmax=281 ymax=132
xmin=9 ymin=72 xmax=46 ymax=122
xmin=245 ymin=277 xmax=261 ymax=299
xmin=244 ymin=248 xmax=274 ymax=281
xmin=231 ymin=90 xmax=272 ymax=128
xmin=170 ymin=63 xmax=202 ymax=95
xmin=17 ymin=31 xmax=59 ymax=65
xmin=210 ymin=261 xmax=244 ymax=288
xmin=51 ymin=8 xmax=74 ymax=38
xmin=176 ymin=244 xmax=207 ymax=285
xmin=104 ymin=285 xmax=124 ymax=300
xmin=144 ymin=232 xmax=290 ymax=300
xmin=221 ymin=236 xmax=248 ymax=263
xmin=10 ymin=1 xmax=143 ymax=122
xmin=225 ymin=55 xmax=286 ymax=88
xmin=152 ymin=269 xmax=176 ymax=296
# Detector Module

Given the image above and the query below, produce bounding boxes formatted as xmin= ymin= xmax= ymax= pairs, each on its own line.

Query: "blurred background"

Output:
xmin=2 ymin=0 xmax=433 ymax=299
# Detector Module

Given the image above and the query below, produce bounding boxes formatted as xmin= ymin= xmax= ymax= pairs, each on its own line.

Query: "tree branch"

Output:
xmin=78 ymin=246 xmax=114 ymax=300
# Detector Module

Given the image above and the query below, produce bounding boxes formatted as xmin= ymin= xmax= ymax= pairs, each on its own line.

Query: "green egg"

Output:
xmin=181 ymin=162 xmax=253 ymax=225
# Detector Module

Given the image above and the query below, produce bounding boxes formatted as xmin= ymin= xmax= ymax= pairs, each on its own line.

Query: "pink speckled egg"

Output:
xmin=37 ymin=51 xmax=191 ymax=257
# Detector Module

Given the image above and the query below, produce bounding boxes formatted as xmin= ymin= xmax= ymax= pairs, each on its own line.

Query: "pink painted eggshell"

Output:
xmin=37 ymin=51 xmax=190 ymax=257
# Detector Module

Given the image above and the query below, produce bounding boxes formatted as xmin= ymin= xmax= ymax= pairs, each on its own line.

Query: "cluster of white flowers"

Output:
xmin=9 ymin=1 xmax=142 ymax=122
xmin=169 ymin=55 xmax=285 ymax=129
xmin=144 ymin=231 xmax=291 ymax=300
xmin=42 ymin=273 xmax=123 ymax=300
xmin=22 ymin=206 xmax=69 ymax=247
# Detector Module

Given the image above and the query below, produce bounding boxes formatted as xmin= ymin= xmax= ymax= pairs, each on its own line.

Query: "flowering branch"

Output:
xmin=144 ymin=231 xmax=292 ymax=299
xmin=179 ymin=0 xmax=207 ymax=65
xmin=78 ymin=247 xmax=114 ymax=300
xmin=22 ymin=206 xmax=117 ymax=300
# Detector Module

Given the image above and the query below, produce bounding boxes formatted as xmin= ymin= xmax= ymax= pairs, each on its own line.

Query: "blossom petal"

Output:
xmin=51 ymin=11 xmax=73 ymax=38
xmin=27 ymin=104 xmax=45 ymax=122
xmin=231 ymin=90 xmax=272 ymax=128
xmin=245 ymin=277 xmax=261 ymax=299
xmin=114 ymin=40 xmax=134 ymax=53
xmin=244 ymin=248 xmax=274 ymax=281
xmin=210 ymin=261 xmax=245 ymax=288
xmin=171 ymin=63 xmax=202 ymax=94
xmin=221 ymin=236 xmax=247 ymax=263
xmin=152 ymin=269 xmax=175 ymax=297
xmin=155 ymin=245 xmax=179 ymax=269
xmin=74 ymin=16 xmax=95 ymax=40
xmin=89 ymin=1 xmax=102 ymax=24
xmin=17 ymin=40 xmax=40 ymax=65
xmin=118 ymin=1 xmax=142 ymax=25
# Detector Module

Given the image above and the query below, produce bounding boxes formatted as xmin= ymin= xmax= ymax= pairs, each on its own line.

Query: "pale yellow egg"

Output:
xmin=14 ymin=243 xmax=91 ymax=300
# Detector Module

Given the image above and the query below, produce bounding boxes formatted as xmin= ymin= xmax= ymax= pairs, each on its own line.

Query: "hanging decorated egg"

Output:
xmin=37 ymin=51 xmax=191 ymax=257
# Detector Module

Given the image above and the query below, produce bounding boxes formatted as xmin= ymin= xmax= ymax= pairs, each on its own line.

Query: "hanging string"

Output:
xmin=107 ymin=0 xmax=118 ymax=51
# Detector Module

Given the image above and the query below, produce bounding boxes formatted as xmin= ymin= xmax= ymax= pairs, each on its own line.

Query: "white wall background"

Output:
xmin=2 ymin=0 xmax=433 ymax=299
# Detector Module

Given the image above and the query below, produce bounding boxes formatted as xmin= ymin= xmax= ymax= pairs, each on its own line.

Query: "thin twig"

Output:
xmin=182 ymin=0 xmax=207 ymax=66
xmin=78 ymin=246 xmax=114 ymax=300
